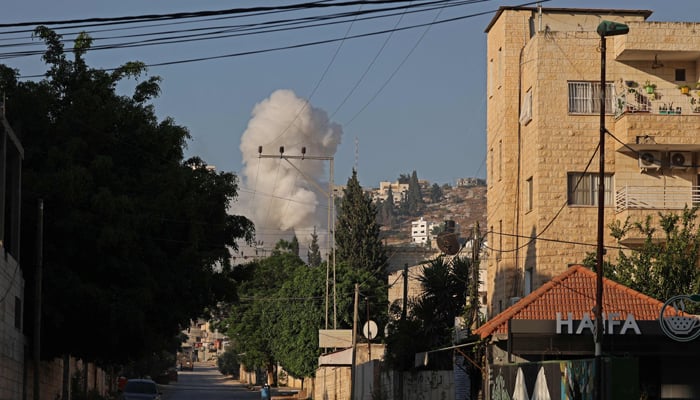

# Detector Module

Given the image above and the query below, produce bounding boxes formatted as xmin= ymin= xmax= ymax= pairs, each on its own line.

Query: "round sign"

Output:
xmin=362 ymin=320 xmax=378 ymax=340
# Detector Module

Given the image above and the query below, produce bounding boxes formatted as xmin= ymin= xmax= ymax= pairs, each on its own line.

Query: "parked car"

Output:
xmin=119 ymin=378 xmax=162 ymax=400
xmin=178 ymin=355 xmax=194 ymax=371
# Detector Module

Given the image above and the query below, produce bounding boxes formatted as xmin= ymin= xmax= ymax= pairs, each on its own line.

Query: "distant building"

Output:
xmin=455 ymin=177 xmax=486 ymax=187
xmin=411 ymin=217 xmax=433 ymax=245
xmin=373 ymin=181 xmax=408 ymax=203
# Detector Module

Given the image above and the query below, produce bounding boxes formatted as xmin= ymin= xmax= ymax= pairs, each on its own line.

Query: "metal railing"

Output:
xmin=615 ymin=86 xmax=700 ymax=118
xmin=615 ymin=185 xmax=700 ymax=212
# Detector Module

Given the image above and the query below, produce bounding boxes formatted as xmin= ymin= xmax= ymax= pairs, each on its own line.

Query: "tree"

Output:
xmin=385 ymin=256 xmax=472 ymax=370
xmin=335 ymin=169 xmax=387 ymax=274
xmin=270 ymin=261 xmax=325 ymax=381
xmin=334 ymin=169 xmax=388 ymax=330
xmin=430 ymin=183 xmax=444 ymax=203
xmin=405 ymin=170 xmax=425 ymax=216
xmin=226 ymin=250 xmax=305 ymax=385
xmin=273 ymin=236 xmax=300 ymax=257
xmin=225 ymin=244 xmax=325 ymax=384
xmin=377 ymin=185 xmax=396 ymax=227
xmin=8 ymin=27 xmax=254 ymax=365
xmin=583 ymin=206 xmax=700 ymax=302
xmin=307 ymin=227 xmax=323 ymax=267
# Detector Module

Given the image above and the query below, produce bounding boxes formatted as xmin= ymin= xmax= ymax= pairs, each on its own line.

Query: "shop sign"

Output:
xmin=555 ymin=312 xmax=640 ymax=335
xmin=659 ymin=294 xmax=700 ymax=342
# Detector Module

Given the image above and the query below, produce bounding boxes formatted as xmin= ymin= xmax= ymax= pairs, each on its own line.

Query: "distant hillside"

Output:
xmin=379 ymin=184 xmax=487 ymax=246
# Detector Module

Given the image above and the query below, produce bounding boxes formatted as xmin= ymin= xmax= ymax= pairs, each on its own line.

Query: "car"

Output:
xmin=119 ymin=378 xmax=162 ymax=400
xmin=178 ymin=355 xmax=194 ymax=371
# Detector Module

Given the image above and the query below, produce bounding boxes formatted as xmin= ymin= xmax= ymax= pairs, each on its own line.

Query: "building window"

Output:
xmin=519 ymin=89 xmax=532 ymax=125
xmin=567 ymin=172 xmax=614 ymax=206
xmin=525 ymin=176 xmax=533 ymax=212
xmin=568 ymin=81 xmax=615 ymax=114
xmin=675 ymin=69 xmax=686 ymax=82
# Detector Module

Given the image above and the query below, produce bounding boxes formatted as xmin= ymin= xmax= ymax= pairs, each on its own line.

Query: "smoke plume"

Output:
xmin=234 ymin=89 xmax=342 ymax=260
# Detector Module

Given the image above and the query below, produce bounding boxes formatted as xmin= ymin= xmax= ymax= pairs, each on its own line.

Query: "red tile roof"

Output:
xmin=474 ymin=264 xmax=672 ymax=339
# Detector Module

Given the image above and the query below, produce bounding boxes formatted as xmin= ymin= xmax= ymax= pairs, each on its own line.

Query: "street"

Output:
xmin=159 ymin=362 xmax=260 ymax=400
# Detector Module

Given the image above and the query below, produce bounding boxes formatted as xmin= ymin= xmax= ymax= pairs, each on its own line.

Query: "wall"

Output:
xmin=0 ymin=254 xmax=24 ymax=400
xmin=23 ymin=357 xmax=111 ymax=400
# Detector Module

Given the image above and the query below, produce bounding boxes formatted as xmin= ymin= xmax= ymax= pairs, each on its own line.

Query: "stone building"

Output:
xmin=0 ymin=99 xmax=25 ymax=399
xmin=485 ymin=5 xmax=700 ymax=317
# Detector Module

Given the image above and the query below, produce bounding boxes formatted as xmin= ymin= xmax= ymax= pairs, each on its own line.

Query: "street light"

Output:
xmin=595 ymin=20 xmax=628 ymax=400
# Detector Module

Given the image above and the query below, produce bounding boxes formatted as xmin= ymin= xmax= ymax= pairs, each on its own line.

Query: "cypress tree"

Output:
xmin=335 ymin=169 xmax=387 ymax=273
xmin=307 ymin=227 xmax=323 ymax=267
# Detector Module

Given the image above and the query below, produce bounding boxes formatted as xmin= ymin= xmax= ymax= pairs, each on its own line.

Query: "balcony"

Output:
xmin=615 ymin=86 xmax=700 ymax=118
xmin=615 ymin=185 xmax=700 ymax=213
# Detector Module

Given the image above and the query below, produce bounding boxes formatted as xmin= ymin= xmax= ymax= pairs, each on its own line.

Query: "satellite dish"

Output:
xmin=437 ymin=231 xmax=460 ymax=255
xmin=363 ymin=320 xmax=378 ymax=340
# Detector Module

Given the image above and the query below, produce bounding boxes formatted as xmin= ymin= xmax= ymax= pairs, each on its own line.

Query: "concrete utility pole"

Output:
xmin=350 ymin=283 xmax=359 ymax=400
xmin=257 ymin=146 xmax=336 ymax=329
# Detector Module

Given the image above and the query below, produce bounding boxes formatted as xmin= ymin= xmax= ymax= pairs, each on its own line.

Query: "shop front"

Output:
xmin=474 ymin=265 xmax=700 ymax=399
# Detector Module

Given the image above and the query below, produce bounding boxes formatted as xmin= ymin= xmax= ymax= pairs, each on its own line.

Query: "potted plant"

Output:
xmin=678 ymin=83 xmax=691 ymax=95
xmin=643 ymin=80 xmax=656 ymax=94
xmin=691 ymin=97 xmax=700 ymax=113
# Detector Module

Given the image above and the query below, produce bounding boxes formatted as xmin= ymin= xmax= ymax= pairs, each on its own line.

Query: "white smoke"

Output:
xmin=234 ymin=89 xmax=342 ymax=261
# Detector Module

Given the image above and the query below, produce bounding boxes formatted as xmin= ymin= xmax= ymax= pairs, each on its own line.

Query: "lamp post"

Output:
xmin=595 ymin=20 xmax=628 ymax=400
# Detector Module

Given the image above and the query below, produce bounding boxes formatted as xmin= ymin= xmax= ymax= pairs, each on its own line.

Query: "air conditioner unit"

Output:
xmin=638 ymin=151 xmax=661 ymax=169
xmin=669 ymin=151 xmax=693 ymax=168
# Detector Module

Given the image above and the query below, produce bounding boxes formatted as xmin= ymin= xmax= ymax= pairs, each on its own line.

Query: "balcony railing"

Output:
xmin=614 ymin=87 xmax=700 ymax=118
xmin=615 ymin=185 xmax=700 ymax=212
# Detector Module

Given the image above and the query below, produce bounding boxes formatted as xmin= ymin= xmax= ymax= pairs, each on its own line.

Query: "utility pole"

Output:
xmin=33 ymin=200 xmax=43 ymax=400
xmin=401 ymin=264 xmax=408 ymax=321
xmin=470 ymin=223 xmax=481 ymax=330
xmin=350 ymin=284 xmax=359 ymax=400
xmin=257 ymin=146 xmax=336 ymax=329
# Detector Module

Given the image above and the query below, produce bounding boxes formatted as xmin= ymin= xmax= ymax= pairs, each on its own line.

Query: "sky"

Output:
xmin=3 ymin=0 xmax=699 ymax=256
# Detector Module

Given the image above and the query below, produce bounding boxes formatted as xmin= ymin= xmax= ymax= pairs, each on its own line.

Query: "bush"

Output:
xmin=217 ymin=349 xmax=240 ymax=377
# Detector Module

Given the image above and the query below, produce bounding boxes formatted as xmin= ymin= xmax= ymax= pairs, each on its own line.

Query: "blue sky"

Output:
xmin=4 ymin=1 xmax=696 ymax=189
xmin=3 ymin=0 xmax=699 ymax=253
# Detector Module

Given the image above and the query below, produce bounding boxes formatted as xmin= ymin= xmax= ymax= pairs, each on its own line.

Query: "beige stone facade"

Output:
xmin=485 ymin=6 xmax=700 ymax=317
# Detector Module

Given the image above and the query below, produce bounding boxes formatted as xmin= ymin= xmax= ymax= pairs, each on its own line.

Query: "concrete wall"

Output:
xmin=315 ymin=363 xmax=455 ymax=400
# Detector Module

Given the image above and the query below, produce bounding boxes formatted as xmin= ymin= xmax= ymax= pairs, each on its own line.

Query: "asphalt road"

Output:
xmin=159 ymin=363 xmax=261 ymax=400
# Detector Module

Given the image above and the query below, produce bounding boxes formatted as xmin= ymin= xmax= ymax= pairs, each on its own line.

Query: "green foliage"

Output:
xmin=225 ymin=250 xmax=325 ymax=380
xmin=334 ymin=170 xmax=389 ymax=330
xmin=400 ymin=170 xmax=425 ymax=216
xmin=377 ymin=186 xmax=396 ymax=227
xmin=583 ymin=206 xmax=700 ymax=301
xmin=217 ymin=348 xmax=240 ymax=377
xmin=429 ymin=183 xmax=444 ymax=203
xmin=335 ymin=169 xmax=387 ymax=274
xmin=307 ymin=227 xmax=323 ymax=267
xmin=270 ymin=261 xmax=325 ymax=378
xmin=6 ymin=28 xmax=254 ymax=365
xmin=273 ymin=237 xmax=300 ymax=257
xmin=385 ymin=256 xmax=472 ymax=370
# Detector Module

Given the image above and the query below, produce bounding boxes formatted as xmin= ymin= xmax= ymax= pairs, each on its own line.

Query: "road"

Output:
xmin=159 ymin=362 xmax=261 ymax=400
